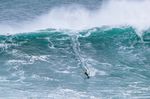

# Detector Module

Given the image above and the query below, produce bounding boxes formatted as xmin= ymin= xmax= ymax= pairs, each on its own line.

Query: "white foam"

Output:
xmin=0 ymin=0 xmax=150 ymax=34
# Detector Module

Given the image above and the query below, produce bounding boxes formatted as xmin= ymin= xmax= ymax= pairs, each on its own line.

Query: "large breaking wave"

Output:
xmin=0 ymin=27 xmax=149 ymax=98
xmin=0 ymin=0 xmax=150 ymax=98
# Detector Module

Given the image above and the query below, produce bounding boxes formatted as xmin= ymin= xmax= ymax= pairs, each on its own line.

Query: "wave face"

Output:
xmin=0 ymin=27 xmax=149 ymax=98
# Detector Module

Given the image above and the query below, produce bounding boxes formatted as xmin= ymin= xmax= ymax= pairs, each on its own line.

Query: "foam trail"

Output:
xmin=0 ymin=0 xmax=150 ymax=34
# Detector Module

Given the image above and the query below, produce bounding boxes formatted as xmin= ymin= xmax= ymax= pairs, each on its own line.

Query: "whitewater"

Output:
xmin=0 ymin=0 xmax=150 ymax=98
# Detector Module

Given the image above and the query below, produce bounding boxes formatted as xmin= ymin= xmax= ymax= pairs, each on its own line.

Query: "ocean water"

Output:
xmin=0 ymin=0 xmax=150 ymax=99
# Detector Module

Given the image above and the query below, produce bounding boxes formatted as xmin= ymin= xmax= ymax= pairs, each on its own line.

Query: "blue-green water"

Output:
xmin=0 ymin=27 xmax=150 ymax=98
xmin=0 ymin=0 xmax=150 ymax=99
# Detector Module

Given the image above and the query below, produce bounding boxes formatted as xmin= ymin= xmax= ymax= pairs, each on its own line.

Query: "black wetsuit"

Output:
xmin=85 ymin=72 xmax=90 ymax=79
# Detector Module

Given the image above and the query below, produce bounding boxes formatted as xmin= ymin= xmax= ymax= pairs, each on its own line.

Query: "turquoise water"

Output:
xmin=0 ymin=27 xmax=149 ymax=98
xmin=0 ymin=0 xmax=150 ymax=98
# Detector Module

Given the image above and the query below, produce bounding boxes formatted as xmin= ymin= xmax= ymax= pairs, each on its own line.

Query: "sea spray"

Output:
xmin=1 ymin=0 xmax=150 ymax=34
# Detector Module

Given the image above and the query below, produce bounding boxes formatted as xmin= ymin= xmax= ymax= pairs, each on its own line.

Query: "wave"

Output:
xmin=0 ymin=26 xmax=149 ymax=79
xmin=1 ymin=0 xmax=150 ymax=34
xmin=0 ymin=26 xmax=149 ymax=55
xmin=0 ymin=0 xmax=150 ymax=98
xmin=0 ymin=26 xmax=149 ymax=98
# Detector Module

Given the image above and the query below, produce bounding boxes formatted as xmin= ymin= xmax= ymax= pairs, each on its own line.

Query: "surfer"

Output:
xmin=84 ymin=71 xmax=90 ymax=79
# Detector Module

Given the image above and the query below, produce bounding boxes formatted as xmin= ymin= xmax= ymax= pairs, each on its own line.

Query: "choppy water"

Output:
xmin=0 ymin=0 xmax=150 ymax=99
